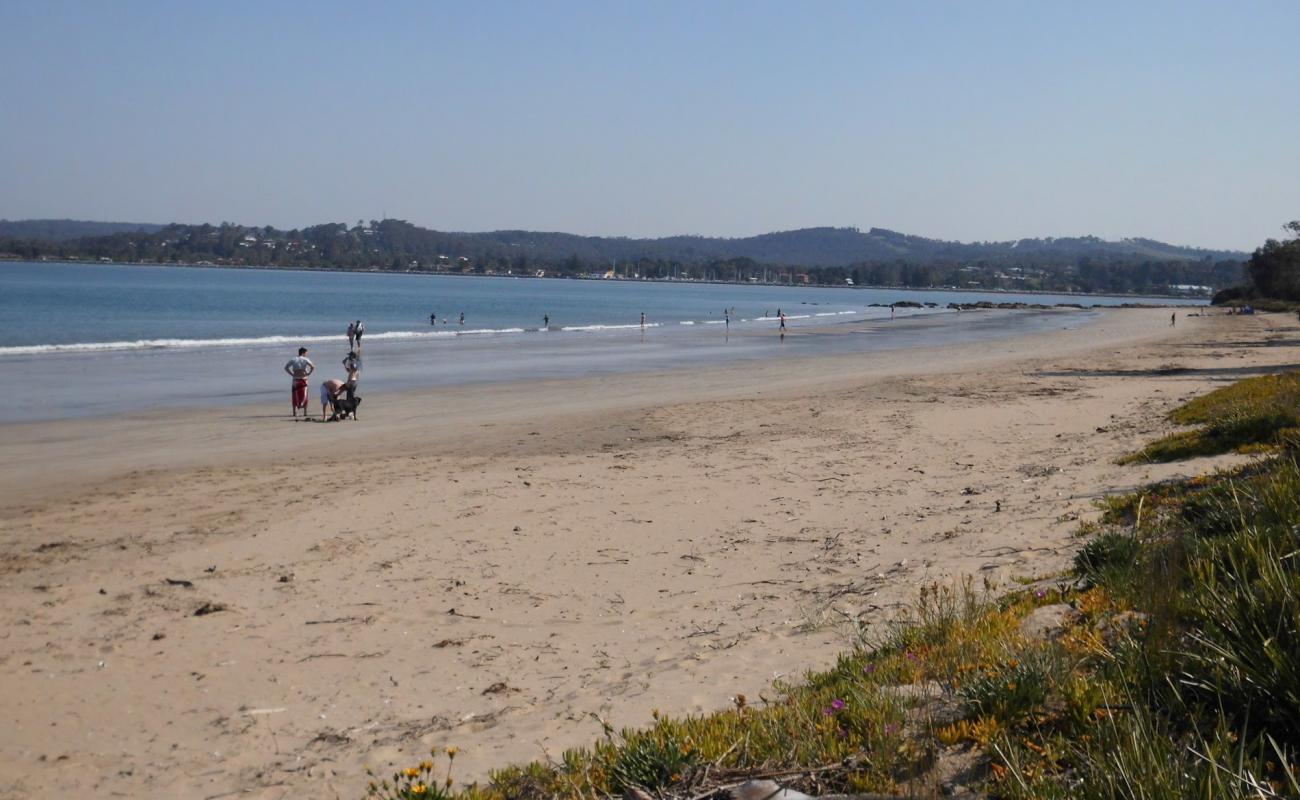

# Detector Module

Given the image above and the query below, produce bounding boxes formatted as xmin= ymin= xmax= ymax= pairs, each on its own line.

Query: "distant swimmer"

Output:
xmin=284 ymin=347 xmax=315 ymax=418
xmin=430 ymin=312 xmax=436 ymax=325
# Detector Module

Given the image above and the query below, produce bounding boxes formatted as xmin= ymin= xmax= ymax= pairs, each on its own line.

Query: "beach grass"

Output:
xmin=367 ymin=377 xmax=1300 ymax=800
xmin=1119 ymin=372 xmax=1300 ymax=463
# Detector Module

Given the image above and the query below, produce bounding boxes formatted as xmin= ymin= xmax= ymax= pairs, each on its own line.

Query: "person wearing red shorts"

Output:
xmin=283 ymin=347 xmax=315 ymax=417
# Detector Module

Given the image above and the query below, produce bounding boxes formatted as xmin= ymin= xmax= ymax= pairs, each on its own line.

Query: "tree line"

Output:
xmin=0 ymin=219 xmax=1242 ymax=296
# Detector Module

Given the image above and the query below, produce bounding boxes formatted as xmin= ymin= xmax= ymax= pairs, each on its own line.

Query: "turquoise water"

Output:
xmin=0 ymin=261 xmax=1194 ymax=353
xmin=0 ymin=261 xmax=1200 ymax=422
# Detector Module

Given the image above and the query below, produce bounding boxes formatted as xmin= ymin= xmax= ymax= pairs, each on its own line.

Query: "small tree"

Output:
xmin=1246 ymin=221 xmax=1300 ymax=300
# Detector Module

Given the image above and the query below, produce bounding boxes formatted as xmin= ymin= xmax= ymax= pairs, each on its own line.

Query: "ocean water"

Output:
xmin=0 ymin=261 xmax=1201 ymax=421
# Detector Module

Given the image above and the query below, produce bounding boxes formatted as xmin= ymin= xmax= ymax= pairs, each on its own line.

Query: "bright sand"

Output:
xmin=0 ymin=308 xmax=1287 ymax=799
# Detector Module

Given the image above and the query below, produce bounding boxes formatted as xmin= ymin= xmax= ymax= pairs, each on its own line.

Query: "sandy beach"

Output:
xmin=1 ymin=307 xmax=1291 ymax=800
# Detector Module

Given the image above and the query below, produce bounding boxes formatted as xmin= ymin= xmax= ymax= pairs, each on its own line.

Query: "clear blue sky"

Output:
xmin=1 ymin=0 xmax=1296 ymax=250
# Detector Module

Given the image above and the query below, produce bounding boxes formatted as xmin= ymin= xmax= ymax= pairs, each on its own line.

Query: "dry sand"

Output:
xmin=1 ymin=307 xmax=1293 ymax=799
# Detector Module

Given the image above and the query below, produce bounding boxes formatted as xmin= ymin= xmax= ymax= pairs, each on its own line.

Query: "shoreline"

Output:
xmin=0 ymin=308 xmax=1285 ymax=799
xmin=0 ymin=256 xmax=1213 ymax=301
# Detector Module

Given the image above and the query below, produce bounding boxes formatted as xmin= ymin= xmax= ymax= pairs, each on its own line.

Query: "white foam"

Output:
xmin=559 ymin=323 xmax=661 ymax=331
xmin=0 ymin=326 xmax=531 ymax=356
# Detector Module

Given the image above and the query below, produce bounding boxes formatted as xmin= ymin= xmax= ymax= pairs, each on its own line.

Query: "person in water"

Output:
xmin=353 ymin=320 xmax=365 ymax=347
xmin=430 ymin=312 xmax=436 ymax=325
xmin=284 ymin=347 xmax=315 ymax=417
xmin=543 ymin=314 xmax=549 ymax=328
xmin=459 ymin=312 xmax=465 ymax=325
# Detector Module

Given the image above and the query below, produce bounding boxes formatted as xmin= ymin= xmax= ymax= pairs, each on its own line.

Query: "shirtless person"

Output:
xmin=284 ymin=347 xmax=315 ymax=417
xmin=342 ymin=350 xmax=362 ymax=403
xmin=320 ymin=378 xmax=346 ymax=421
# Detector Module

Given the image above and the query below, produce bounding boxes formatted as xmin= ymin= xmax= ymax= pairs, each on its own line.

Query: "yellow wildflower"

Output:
xmin=404 ymin=767 xmax=421 ymax=778
xmin=411 ymin=783 xmax=428 ymax=795
xmin=446 ymin=745 xmax=459 ymax=758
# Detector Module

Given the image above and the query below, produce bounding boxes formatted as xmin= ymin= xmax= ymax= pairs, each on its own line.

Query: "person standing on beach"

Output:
xmin=1171 ymin=313 xmax=1176 ymax=326
xmin=354 ymin=320 xmax=365 ymax=348
xmin=724 ymin=308 xmax=730 ymax=329
xmin=640 ymin=312 xmax=646 ymax=329
xmin=347 ymin=321 xmax=356 ymax=350
xmin=342 ymin=350 xmax=361 ymax=403
xmin=284 ymin=347 xmax=315 ymax=418
xmin=779 ymin=310 xmax=787 ymax=332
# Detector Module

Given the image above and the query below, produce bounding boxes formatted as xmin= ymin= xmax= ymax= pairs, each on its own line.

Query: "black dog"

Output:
xmin=330 ymin=395 xmax=361 ymax=421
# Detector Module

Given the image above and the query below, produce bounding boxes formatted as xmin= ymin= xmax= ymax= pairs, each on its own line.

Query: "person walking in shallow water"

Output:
xmin=543 ymin=314 xmax=549 ymax=329
xmin=353 ymin=320 xmax=364 ymax=348
xmin=346 ymin=321 xmax=356 ymax=350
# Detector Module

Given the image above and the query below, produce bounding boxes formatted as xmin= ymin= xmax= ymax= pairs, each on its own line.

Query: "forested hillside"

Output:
xmin=0 ymin=218 xmax=1244 ymax=295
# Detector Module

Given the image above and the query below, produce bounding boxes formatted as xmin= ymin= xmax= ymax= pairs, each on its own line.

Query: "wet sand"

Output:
xmin=0 ymin=307 xmax=1286 ymax=799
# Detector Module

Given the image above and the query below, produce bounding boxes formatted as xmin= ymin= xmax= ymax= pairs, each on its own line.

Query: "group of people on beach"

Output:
xmin=283 ymin=320 xmax=363 ymax=421
xmin=430 ymin=311 xmax=467 ymax=326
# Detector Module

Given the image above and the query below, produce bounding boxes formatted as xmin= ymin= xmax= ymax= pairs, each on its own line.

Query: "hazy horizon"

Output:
xmin=2 ymin=1 xmax=1296 ymax=251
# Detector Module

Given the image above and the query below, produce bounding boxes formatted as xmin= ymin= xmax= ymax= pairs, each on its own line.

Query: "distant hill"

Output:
xmin=455 ymin=226 xmax=1244 ymax=267
xmin=0 ymin=219 xmax=1242 ymax=264
xmin=0 ymin=218 xmax=1246 ymax=294
xmin=0 ymin=219 xmax=164 ymax=241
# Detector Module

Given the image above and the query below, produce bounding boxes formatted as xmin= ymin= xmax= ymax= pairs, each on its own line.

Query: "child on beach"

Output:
xmin=283 ymin=347 xmax=315 ymax=417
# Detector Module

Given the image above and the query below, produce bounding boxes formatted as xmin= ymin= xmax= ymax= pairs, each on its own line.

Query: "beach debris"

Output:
xmin=193 ymin=602 xmax=227 ymax=616
xmin=165 ymin=578 xmax=195 ymax=588
xmin=433 ymin=638 xmax=465 ymax=648
xmin=623 ymin=787 xmax=656 ymax=800
xmin=204 ymin=565 xmax=217 ymax=573
xmin=960 ymin=487 xmax=980 ymax=495
xmin=448 ymin=608 xmax=482 ymax=619
xmin=34 ymin=541 xmax=69 ymax=553
xmin=98 ymin=588 xmax=107 ymax=595
xmin=246 ymin=707 xmax=287 ymax=716
xmin=481 ymin=681 xmax=517 ymax=695
xmin=278 ymin=574 xmax=293 ymax=583
xmin=995 ymin=500 xmax=1002 ymax=512
xmin=151 ymin=632 xmax=165 ymax=641
xmin=305 ymin=615 xmax=373 ymax=625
